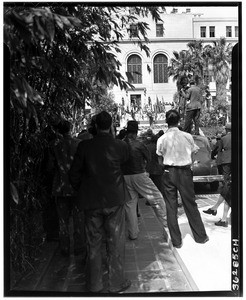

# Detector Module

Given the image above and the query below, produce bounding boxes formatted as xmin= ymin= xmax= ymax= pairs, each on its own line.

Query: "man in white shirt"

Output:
xmin=156 ymin=110 xmax=208 ymax=248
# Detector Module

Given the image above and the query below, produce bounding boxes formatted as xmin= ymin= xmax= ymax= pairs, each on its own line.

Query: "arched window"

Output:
xmin=154 ymin=54 xmax=168 ymax=83
xmin=127 ymin=55 xmax=142 ymax=84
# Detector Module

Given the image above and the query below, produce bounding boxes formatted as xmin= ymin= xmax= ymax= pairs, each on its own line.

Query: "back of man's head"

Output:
xmin=166 ymin=110 xmax=180 ymax=127
xmin=58 ymin=120 xmax=71 ymax=135
xmin=96 ymin=111 xmax=112 ymax=130
xmin=126 ymin=120 xmax=139 ymax=134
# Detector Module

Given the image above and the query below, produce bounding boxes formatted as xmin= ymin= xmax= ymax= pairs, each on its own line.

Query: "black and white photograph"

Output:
xmin=3 ymin=1 xmax=242 ymax=297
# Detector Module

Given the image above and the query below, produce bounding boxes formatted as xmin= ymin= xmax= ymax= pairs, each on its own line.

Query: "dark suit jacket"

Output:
xmin=211 ymin=138 xmax=223 ymax=165
xmin=69 ymin=132 xmax=130 ymax=210
xmin=122 ymin=135 xmax=151 ymax=175
xmin=219 ymin=133 xmax=231 ymax=164
xmin=184 ymin=85 xmax=202 ymax=111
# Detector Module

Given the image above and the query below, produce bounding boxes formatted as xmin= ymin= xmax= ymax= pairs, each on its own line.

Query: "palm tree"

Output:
xmin=168 ymin=49 xmax=193 ymax=91
xmin=205 ymin=37 xmax=233 ymax=108
xmin=187 ymin=40 xmax=205 ymax=84
xmin=167 ymin=50 xmax=193 ymax=119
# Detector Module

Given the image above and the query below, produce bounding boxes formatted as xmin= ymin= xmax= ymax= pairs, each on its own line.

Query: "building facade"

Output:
xmin=110 ymin=7 xmax=238 ymax=124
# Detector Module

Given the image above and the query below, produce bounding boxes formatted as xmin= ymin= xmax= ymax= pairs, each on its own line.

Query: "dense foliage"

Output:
xmin=168 ymin=38 xmax=232 ymax=126
xmin=5 ymin=4 xmax=165 ymax=285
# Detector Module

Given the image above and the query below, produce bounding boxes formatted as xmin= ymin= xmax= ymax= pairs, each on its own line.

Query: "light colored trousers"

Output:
xmin=124 ymin=172 xmax=167 ymax=239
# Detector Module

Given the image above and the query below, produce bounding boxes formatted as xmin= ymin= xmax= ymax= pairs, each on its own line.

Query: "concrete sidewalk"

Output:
xmin=172 ymin=194 xmax=231 ymax=291
xmin=12 ymin=193 xmax=231 ymax=295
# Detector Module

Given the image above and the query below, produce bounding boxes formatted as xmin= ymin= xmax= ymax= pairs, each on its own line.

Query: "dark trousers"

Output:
xmin=150 ymin=174 xmax=165 ymax=196
xmin=163 ymin=166 xmax=207 ymax=246
xmin=85 ymin=205 xmax=126 ymax=292
xmin=56 ymin=196 xmax=86 ymax=254
xmin=184 ymin=109 xmax=201 ymax=134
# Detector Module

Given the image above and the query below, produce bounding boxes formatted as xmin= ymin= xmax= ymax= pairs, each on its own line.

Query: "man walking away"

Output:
xmin=122 ymin=120 xmax=167 ymax=241
xmin=156 ymin=110 xmax=209 ymax=248
xmin=69 ymin=111 xmax=131 ymax=293
xmin=181 ymin=80 xmax=202 ymax=135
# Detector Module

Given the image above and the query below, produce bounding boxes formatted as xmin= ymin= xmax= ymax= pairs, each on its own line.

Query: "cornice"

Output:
xmin=119 ymin=37 xmax=238 ymax=44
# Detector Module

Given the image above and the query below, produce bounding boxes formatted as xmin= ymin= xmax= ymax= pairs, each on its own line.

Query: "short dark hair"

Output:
xmin=96 ymin=111 xmax=112 ymax=130
xmin=58 ymin=120 xmax=71 ymax=135
xmin=126 ymin=120 xmax=139 ymax=133
xmin=157 ymin=130 xmax=164 ymax=137
xmin=166 ymin=110 xmax=180 ymax=126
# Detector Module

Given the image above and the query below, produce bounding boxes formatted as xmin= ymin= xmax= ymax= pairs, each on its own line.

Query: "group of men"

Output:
xmin=48 ymin=76 xmax=233 ymax=294
xmin=49 ymin=102 xmax=214 ymax=293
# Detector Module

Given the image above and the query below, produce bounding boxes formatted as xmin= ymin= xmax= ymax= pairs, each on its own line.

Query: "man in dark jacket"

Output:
xmin=69 ymin=111 xmax=131 ymax=293
xmin=181 ymin=80 xmax=202 ymax=135
xmin=203 ymin=123 xmax=232 ymax=223
xmin=122 ymin=121 xmax=167 ymax=241
xmin=146 ymin=134 xmax=165 ymax=196
xmin=219 ymin=122 xmax=231 ymax=182
xmin=211 ymin=130 xmax=224 ymax=175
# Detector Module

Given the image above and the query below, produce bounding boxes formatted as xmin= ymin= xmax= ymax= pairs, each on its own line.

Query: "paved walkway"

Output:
xmin=174 ymin=194 xmax=231 ymax=291
xmin=12 ymin=193 xmax=231 ymax=295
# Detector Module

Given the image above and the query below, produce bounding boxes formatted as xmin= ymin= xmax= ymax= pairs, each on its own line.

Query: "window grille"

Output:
xmin=200 ymin=26 xmax=206 ymax=38
xmin=154 ymin=54 xmax=168 ymax=83
xmin=209 ymin=26 xmax=215 ymax=37
xmin=156 ymin=24 xmax=164 ymax=37
xmin=226 ymin=26 xmax=232 ymax=37
xmin=127 ymin=55 xmax=142 ymax=84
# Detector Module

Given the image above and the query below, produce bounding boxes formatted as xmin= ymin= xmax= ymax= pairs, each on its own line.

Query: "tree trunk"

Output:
xmin=215 ymin=81 xmax=228 ymax=107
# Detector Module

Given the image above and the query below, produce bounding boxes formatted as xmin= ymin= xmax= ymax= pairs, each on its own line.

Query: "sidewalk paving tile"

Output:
xmin=14 ymin=193 xmax=221 ymax=294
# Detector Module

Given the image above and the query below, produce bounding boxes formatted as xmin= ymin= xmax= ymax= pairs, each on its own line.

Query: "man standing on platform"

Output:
xmin=181 ymin=80 xmax=202 ymax=135
xmin=156 ymin=110 xmax=209 ymax=248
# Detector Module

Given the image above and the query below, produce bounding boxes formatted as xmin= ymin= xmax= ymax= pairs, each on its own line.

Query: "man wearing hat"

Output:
xmin=122 ymin=120 xmax=167 ymax=241
xmin=181 ymin=80 xmax=202 ymax=135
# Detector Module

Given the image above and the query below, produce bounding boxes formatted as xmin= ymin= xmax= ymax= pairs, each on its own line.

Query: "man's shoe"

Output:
xmin=108 ymin=279 xmax=131 ymax=293
xmin=215 ymin=219 xmax=228 ymax=227
xmin=203 ymin=208 xmax=217 ymax=216
xmin=173 ymin=242 xmax=182 ymax=248
xmin=196 ymin=236 xmax=209 ymax=244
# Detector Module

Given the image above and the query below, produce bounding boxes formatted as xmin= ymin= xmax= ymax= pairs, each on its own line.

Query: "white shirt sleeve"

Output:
xmin=156 ymin=136 xmax=164 ymax=156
